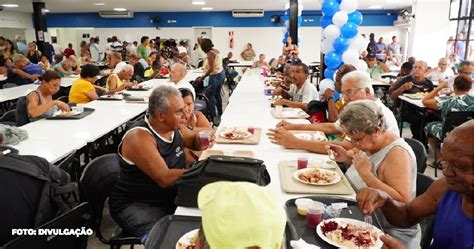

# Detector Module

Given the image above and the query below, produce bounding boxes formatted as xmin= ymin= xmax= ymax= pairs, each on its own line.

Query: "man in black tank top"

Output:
xmin=109 ymin=85 xmax=211 ymax=239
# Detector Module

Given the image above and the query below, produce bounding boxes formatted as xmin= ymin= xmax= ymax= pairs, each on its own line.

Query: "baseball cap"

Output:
xmin=198 ymin=181 xmax=286 ymax=249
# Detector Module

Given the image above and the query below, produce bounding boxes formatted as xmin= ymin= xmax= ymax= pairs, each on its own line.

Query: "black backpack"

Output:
xmin=0 ymin=154 xmax=77 ymax=227
xmin=174 ymin=155 xmax=271 ymax=207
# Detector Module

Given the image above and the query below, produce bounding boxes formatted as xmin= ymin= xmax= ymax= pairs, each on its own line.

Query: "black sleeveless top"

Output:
xmin=109 ymin=117 xmax=186 ymax=214
xmin=27 ymin=51 xmax=41 ymax=64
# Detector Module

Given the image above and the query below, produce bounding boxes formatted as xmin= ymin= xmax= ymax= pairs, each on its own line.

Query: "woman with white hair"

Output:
xmin=329 ymin=100 xmax=419 ymax=248
xmin=106 ymin=63 xmax=136 ymax=93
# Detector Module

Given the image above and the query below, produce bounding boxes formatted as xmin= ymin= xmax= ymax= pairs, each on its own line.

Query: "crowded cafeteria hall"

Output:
xmin=0 ymin=0 xmax=473 ymax=248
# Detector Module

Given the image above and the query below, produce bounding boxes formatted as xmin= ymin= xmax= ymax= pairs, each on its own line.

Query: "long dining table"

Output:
xmin=175 ymin=68 xmax=356 ymax=217
xmin=10 ymin=70 xmax=202 ymax=163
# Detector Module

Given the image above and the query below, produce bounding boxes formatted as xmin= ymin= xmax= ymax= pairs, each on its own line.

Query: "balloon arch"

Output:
xmin=319 ymin=0 xmax=366 ymax=89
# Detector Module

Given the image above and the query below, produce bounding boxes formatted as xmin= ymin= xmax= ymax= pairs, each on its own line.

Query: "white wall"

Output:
xmin=0 ymin=11 xmax=35 ymax=42
xmin=410 ymin=0 xmax=452 ymax=67
xmin=50 ymin=26 xmax=403 ymax=64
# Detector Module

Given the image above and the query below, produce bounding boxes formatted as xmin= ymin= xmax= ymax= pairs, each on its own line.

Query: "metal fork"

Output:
xmin=364 ymin=215 xmax=373 ymax=229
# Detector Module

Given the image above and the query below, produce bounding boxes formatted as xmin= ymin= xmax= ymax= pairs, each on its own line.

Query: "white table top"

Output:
xmin=228 ymin=60 xmax=254 ymax=67
xmin=398 ymin=95 xmax=425 ymax=108
xmin=174 ymin=68 xmax=356 ymax=217
xmin=0 ymin=78 xmax=75 ymax=103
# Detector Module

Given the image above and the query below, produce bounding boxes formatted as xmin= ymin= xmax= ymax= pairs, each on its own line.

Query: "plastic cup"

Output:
xmin=297 ymin=156 xmax=308 ymax=170
xmin=306 ymin=202 xmax=325 ymax=228
xmin=198 ymin=131 xmax=211 ymax=150
xmin=247 ymin=127 xmax=255 ymax=134
xmin=295 ymin=198 xmax=313 ymax=216
xmin=325 ymin=206 xmax=342 ymax=218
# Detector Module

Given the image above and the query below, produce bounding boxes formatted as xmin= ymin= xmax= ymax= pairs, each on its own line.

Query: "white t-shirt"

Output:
xmin=288 ymin=81 xmax=319 ymax=103
xmin=335 ymin=99 xmax=400 ymax=137
xmin=170 ymin=79 xmax=195 ymax=100
xmin=90 ymin=43 xmax=102 ymax=62
xmin=429 ymin=68 xmax=454 ymax=82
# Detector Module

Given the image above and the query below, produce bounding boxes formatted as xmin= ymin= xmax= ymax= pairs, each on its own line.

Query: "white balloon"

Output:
xmin=342 ymin=49 xmax=359 ymax=65
xmin=298 ymin=4 xmax=304 ymax=11
xmin=284 ymin=20 xmax=290 ymax=28
xmin=340 ymin=0 xmax=358 ymax=13
xmin=321 ymin=39 xmax=334 ymax=54
xmin=319 ymin=79 xmax=335 ymax=95
xmin=323 ymin=25 xmax=340 ymax=41
xmin=285 ymin=3 xmax=290 ymax=10
xmin=332 ymin=11 xmax=349 ymax=28
xmin=355 ymin=59 xmax=368 ymax=71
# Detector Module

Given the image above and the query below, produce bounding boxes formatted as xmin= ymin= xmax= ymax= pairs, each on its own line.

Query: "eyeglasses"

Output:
xmin=341 ymin=88 xmax=362 ymax=97
xmin=439 ymin=160 xmax=474 ymax=175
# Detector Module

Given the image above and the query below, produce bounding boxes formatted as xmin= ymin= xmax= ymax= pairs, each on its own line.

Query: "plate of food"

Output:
xmin=128 ymin=85 xmax=152 ymax=91
xmin=294 ymin=132 xmax=327 ymax=141
xmin=52 ymin=109 xmax=82 ymax=117
xmin=175 ymin=229 xmax=199 ymax=249
xmin=99 ymin=94 xmax=124 ymax=100
xmin=293 ymin=168 xmax=341 ymax=186
xmin=404 ymin=92 xmax=428 ymax=99
xmin=317 ymin=218 xmax=384 ymax=249
xmin=219 ymin=128 xmax=252 ymax=140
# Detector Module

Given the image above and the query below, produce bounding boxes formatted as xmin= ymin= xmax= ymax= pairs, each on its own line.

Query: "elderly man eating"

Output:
xmin=272 ymin=62 xmax=319 ymax=110
xmin=6 ymin=54 xmax=40 ymax=85
xmin=357 ymin=120 xmax=474 ymax=249
xmin=169 ymin=63 xmax=195 ymax=99
xmin=268 ymin=70 xmax=399 ymax=154
xmin=109 ymin=85 xmax=212 ymax=238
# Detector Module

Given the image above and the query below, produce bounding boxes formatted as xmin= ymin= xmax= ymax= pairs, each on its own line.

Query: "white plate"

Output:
xmin=219 ymin=128 xmax=252 ymax=140
xmin=100 ymin=95 xmax=124 ymax=100
xmin=53 ymin=110 xmax=82 ymax=117
xmin=293 ymin=168 xmax=341 ymax=186
xmin=175 ymin=229 xmax=199 ymax=249
xmin=316 ymin=218 xmax=384 ymax=249
xmin=294 ymin=133 xmax=327 ymax=141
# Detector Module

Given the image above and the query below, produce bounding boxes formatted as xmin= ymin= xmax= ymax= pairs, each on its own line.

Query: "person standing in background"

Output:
xmin=137 ymin=36 xmax=150 ymax=62
xmin=241 ymin=43 xmax=256 ymax=61
xmin=14 ymin=35 xmax=27 ymax=54
xmin=89 ymin=37 xmax=103 ymax=62
xmin=366 ymin=33 xmax=377 ymax=55
xmin=375 ymin=37 xmax=387 ymax=62
xmin=454 ymin=33 xmax=466 ymax=60
xmin=51 ymin=37 xmax=62 ymax=56
xmin=387 ymin=36 xmax=401 ymax=66
xmin=63 ymin=43 xmax=76 ymax=58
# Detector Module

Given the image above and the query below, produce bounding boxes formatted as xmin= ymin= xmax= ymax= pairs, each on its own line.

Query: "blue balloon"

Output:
xmin=324 ymin=51 xmax=342 ymax=69
xmin=283 ymin=14 xmax=289 ymax=21
xmin=321 ymin=0 xmax=339 ymax=16
xmin=334 ymin=91 xmax=340 ymax=100
xmin=324 ymin=68 xmax=336 ymax=79
xmin=320 ymin=15 xmax=333 ymax=28
xmin=285 ymin=31 xmax=289 ymax=38
xmin=282 ymin=38 xmax=287 ymax=45
xmin=333 ymin=37 xmax=350 ymax=53
xmin=341 ymin=22 xmax=358 ymax=39
xmin=348 ymin=11 xmax=363 ymax=26
xmin=298 ymin=16 xmax=303 ymax=24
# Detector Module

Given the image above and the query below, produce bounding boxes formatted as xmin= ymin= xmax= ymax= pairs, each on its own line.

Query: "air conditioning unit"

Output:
xmin=232 ymin=9 xmax=264 ymax=18
xmin=393 ymin=19 xmax=411 ymax=27
xmin=99 ymin=11 xmax=134 ymax=18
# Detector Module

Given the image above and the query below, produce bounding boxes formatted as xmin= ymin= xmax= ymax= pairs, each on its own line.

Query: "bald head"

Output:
xmin=170 ymin=63 xmax=187 ymax=83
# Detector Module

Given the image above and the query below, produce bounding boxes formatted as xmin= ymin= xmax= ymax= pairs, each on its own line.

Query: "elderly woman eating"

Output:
xmin=26 ymin=70 xmax=70 ymax=121
xmin=106 ymin=63 xmax=136 ymax=93
xmin=328 ymin=100 xmax=418 ymax=248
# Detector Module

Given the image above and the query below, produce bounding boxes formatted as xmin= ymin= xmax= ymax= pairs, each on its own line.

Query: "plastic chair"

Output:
xmin=404 ymin=138 xmax=428 ymax=173
xmin=58 ymin=95 xmax=69 ymax=103
xmin=79 ymin=154 xmax=141 ymax=249
xmin=416 ymin=173 xmax=435 ymax=249
xmin=2 ymin=202 xmax=92 ymax=249
xmin=0 ymin=110 xmax=17 ymax=125
xmin=433 ymin=111 xmax=473 ymax=176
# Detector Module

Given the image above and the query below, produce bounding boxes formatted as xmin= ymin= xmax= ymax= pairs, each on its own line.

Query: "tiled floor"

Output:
xmin=86 ymin=84 xmax=439 ymax=249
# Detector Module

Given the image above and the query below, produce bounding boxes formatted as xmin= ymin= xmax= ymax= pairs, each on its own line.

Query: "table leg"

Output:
xmin=419 ymin=109 xmax=427 ymax=146
xmin=399 ymin=101 xmax=404 ymax=137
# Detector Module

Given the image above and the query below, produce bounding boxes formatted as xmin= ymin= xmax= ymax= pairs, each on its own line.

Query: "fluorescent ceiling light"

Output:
xmin=93 ymin=3 xmax=106 ymax=6
xmin=192 ymin=1 xmax=206 ymax=5
xmin=113 ymin=8 xmax=127 ymax=11
xmin=201 ymin=7 xmax=213 ymax=10
xmin=44 ymin=9 xmax=50 ymax=12
xmin=368 ymin=5 xmax=383 ymax=9
xmin=1 ymin=4 xmax=19 ymax=7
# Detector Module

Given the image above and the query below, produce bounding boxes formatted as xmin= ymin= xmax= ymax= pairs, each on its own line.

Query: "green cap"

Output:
xmin=198 ymin=181 xmax=287 ymax=249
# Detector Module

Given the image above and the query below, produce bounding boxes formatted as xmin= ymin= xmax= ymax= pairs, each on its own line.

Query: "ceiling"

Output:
xmin=2 ymin=0 xmax=415 ymax=13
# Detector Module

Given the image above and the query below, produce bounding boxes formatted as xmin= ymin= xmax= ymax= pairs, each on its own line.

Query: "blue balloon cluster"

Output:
xmin=321 ymin=0 xmax=363 ymax=80
xmin=282 ymin=6 xmax=303 ymax=45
